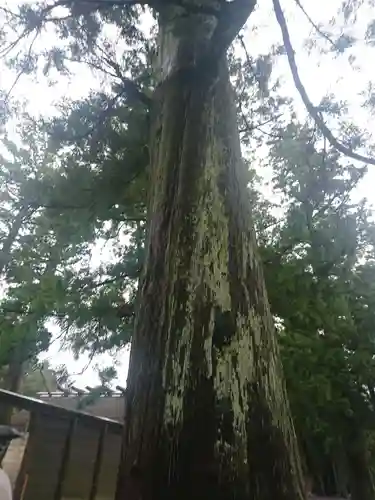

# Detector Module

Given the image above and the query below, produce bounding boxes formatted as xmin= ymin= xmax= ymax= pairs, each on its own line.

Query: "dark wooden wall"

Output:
xmin=13 ymin=413 xmax=122 ymax=500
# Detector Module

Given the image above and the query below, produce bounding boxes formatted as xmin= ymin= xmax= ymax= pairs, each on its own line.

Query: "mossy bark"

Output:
xmin=115 ymin=7 xmax=305 ymax=500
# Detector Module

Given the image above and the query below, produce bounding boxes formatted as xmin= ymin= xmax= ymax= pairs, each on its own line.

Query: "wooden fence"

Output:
xmin=0 ymin=389 xmax=124 ymax=500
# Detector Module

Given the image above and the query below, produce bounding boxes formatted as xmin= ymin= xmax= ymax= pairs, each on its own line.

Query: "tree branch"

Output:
xmin=273 ymin=0 xmax=375 ymax=166
xmin=48 ymin=85 xmax=149 ymax=145
xmin=32 ymin=200 xmax=146 ymax=222
xmin=107 ymin=70 xmax=152 ymax=108
xmin=0 ymin=205 xmax=34 ymax=277
xmin=40 ymin=0 xmax=144 ymax=15
xmin=210 ymin=0 xmax=257 ymax=60
xmin=293 ymin=0 xmax=338 ymax=50
xmin=38 ymin=0 xmax=218 ymax=16
xmin=239 ymin=110 xmax=283 ymax=135
xmin=4 ymin=29 xmax=40 ymax=102
xmin=116 ymin=302 xmax=135 ymax=318
xmin=73 ymin=0 xmax=143 ymax=5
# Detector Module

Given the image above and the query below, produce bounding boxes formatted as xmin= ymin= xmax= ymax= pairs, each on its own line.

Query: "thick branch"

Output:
xmin=210 ymin=0 xmax=257 ymax=60
xmin=273 ymin=0 xmax=375 ymax=166
xmin=106 ymin=68 xmax=151 ymax=108
xmin=64 ymin=53 xmax=151 ymax=107
xmin=116 ymin=302 xmax=135 ymax=319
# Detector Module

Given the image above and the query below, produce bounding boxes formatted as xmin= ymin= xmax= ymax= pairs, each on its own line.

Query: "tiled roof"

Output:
xmin=35 ymin=391 xmax=124 ymax=398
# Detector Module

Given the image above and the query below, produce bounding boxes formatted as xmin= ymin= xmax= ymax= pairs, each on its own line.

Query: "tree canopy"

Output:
xmin=1 ymin=0 xmax=375 ymax=497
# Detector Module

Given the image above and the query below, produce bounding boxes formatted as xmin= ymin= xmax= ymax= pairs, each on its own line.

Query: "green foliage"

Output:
xmin=1 ymin=0 xmax=283 ymax=369
xmin=20 ymin=360 xmax=60 ymax=395
xmin=255 ymin=119 xmax=375 ymax=492
xmin=1 ymin=0 xmax=375 ymax=496
xmin=0 ymin=1 xmax=151 ymax=368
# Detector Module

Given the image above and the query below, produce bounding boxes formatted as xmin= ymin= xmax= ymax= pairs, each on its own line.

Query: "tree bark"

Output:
xmin=115 ymin=6 xmax=305 ymax=500
xmin=0 ymin=350 xmax=24 ymax=424
xmin=346 ymin=427 xmax=375 ymax=500
xmin=0 ymin=205 xmax=30 ymax=277
xmin=332 ymin=445 xmax=349 ymax=498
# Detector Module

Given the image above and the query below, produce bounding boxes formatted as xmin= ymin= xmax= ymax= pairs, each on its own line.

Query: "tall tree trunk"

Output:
xmin=346 ymin=427 xmax=375 ymax=500
xmin=0 ymin=350 xmax=24 ymax=424
xmin=0 ymin=205 xmax=30 ymax=277
xmin=116 ymin=6 xmax=305 ymax=500
xmin=332 ymin=445 xmax=349 ymax=498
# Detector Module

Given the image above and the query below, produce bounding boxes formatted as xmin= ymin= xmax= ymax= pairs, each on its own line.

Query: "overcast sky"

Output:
xmin=1 ymin=0 xmax=375 ymax=389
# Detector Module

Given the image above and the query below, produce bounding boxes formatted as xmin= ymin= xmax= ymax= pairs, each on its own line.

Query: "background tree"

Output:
xmin=249 ymin=119 xmax=375 ymax=500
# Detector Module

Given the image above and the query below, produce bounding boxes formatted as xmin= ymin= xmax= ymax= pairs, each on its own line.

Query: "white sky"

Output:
xmin=1 ymin=0 xmax=375 ymax=389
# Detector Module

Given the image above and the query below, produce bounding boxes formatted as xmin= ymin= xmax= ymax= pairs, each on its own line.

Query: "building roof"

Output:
xmin=1 ymin=390 xmax=125 ymax=432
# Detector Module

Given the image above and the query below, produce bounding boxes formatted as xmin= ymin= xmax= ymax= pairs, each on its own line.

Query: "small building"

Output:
xmin=0 ymin=389 xmax=125 ymax=500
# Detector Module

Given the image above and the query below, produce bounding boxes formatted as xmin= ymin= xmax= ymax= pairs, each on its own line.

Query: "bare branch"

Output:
xmin=239 ymin=112 xmax=283 ymax=135
xmin=4 ymin=29 xmax=40 ymax=102
xmin=273 ymin=0 xmax=375 ymax=166
xmin=71 ymin=53 xmax=152 ymax=107
xmin=68 ymin=350 xmax=96 ymax=377
xmin=293 ymin=0 xmax=338 ymax=50
xmin=0 ymin=27 xmax=31 ymax=58
xmin=65 ymin=56 xmax=118 ymax=80
xmin=237 ymin=34 xmax=254 ymax=72
xmin=116 ymin=83 xmax=151 ymax=107
xmin=0 ymin=7 xmax=22 ymax=19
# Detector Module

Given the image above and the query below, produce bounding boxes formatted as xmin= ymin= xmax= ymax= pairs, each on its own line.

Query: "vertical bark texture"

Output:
xmin=0 ymin=350 xmax=24 ymax=424
xmin=116 ymin=6 xmax=305 ymax=500
xmin=346 ymin=427 xmax=375 ymax=500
